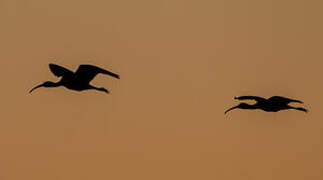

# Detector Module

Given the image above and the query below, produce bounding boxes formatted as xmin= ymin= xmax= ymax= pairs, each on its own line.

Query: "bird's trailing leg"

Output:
xmin=90 ymin=86 xmax=110 ymax=94
xmin=291 ymin=106 xmax=308 ymax=113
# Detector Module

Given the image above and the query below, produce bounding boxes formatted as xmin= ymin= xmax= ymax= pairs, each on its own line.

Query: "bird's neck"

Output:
xmin=244 ymin=103 xmax=260 ymax=109
xmin=48 ymin=81 xmax=62 ymax=87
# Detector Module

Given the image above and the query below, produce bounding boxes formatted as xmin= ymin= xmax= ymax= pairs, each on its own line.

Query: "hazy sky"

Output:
xmin=1 ymin=0 xmax=323 ymax=179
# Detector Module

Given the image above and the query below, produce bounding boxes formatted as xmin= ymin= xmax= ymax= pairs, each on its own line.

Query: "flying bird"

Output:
xmin=30 ymin=64 xmax=120 ymax=94
xmin=225 ymin=96 xmax=307 ymax=114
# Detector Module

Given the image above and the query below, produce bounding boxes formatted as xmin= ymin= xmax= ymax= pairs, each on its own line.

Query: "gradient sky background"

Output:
xmin=1 ymin=0 xmax=323 ymax=179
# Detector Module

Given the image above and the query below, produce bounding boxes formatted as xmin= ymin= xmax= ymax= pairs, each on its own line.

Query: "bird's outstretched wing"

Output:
xmin=234 ymin=96 xmax=266 ymax=102
xmin=49 ymin=64 xmax=74 ymax=77
xmin=269 ymin=96 xmax=303 ymax=104
xmin=75 ymin=64 xmax=120 ymax=83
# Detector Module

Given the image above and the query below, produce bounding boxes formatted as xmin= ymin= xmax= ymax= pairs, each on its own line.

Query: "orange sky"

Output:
xmin=0 ymin=0 xmax=322 ymax=179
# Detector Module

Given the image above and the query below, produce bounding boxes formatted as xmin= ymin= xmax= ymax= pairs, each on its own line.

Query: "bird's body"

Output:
xmin=225 ymin=96 xmax=307 ymax=114
xmin=30 ymin=64 xmax=120 ymax=94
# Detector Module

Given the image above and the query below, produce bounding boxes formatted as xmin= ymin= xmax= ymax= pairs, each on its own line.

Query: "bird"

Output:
xmin=29 ymin=63 xmax=120 ymax=94
xmin=225 ymin=96 xmax=307 ymax=114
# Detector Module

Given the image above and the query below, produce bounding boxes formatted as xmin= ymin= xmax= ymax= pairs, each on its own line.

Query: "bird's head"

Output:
xmin=29 ymin=81 xmax=59 ymax=93
xmin=224 ymin=103 xmax=250 ymax=114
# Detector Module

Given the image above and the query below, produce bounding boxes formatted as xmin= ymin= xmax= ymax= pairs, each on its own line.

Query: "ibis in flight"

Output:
xmin=225 ymin=96 xmax=307 ymax=114
xmin=30 ymin=63 xmax=120 ymax=94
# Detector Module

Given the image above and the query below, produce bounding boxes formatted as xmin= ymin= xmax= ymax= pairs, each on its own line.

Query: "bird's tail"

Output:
xmin=100 ymin=69 xmax=120 ymax=79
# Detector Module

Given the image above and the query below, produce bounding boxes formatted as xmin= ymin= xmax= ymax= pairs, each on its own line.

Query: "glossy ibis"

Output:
xmin=225 ymin=96 xmax=307 ymax=114
xmin=30 ymin=63 xmax=120 ymax=94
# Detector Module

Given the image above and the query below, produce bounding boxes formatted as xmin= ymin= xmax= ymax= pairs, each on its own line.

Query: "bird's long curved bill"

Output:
xmin=224 ymin=106 xmax=238 ymax=114
xmin=29 ymin=84 xmax=43 ymax=93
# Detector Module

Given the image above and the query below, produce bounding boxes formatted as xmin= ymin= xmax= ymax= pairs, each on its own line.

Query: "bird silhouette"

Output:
xmin=30 ymin=63 xmax=120 ymax=94
xmin=225 ymin=96 xmax=307 ymax=114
